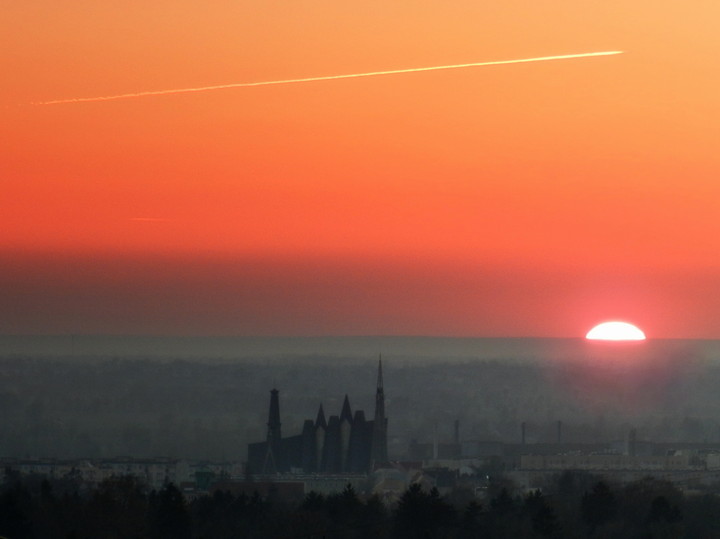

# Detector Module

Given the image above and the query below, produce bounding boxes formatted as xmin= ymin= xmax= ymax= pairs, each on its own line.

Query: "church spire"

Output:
xmin=315 ymin=403 xmax=327 ymax=429
xmin=377 ymin=355 xmax=384 ymax=390
xmin=340 ymin=394 xmax=353 ymax=424
xmin=263 ymin=388 xmax=282 ymax=473
xmin=370 ymin=356 xmax=388 ymax=466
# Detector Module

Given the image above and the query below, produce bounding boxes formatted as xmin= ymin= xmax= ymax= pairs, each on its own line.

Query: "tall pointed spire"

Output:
xmin=315 ymin=403 xmax=327 ymax=429
xmin=375 ymin=357 xmax=384 ymax=414
xmin=263 ymin=388 xmax=282 ymax=473
xmin=340 ymin=395 xmax=353 ymax=424
xmin=377 ymin=355 xmax=384 ymax=390
xmin=370 ymin=356 xmax=388 ymax=466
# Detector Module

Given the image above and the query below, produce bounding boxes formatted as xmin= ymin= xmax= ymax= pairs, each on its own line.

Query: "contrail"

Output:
xmin=34 ymin=51 xmax=623 ymax=105
xmin=129 ymin=217 xmax=172 ymax=222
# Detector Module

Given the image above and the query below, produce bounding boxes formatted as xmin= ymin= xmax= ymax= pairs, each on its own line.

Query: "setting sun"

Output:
xmin=586 ymin=321 xmax=646 ymax=341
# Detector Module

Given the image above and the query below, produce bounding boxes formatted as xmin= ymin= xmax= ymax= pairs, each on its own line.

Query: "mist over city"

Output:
xmin=5 ymin=0 xmax=720 ymax=536
xmin=2 ymin=336 xmax=719 ymax=460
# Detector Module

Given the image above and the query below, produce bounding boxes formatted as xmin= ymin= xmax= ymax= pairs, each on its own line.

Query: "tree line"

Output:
xmin=2 ymin=470 xmax=720 ymax=538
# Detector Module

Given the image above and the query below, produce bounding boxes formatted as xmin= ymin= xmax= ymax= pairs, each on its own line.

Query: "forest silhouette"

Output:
xmin=1 ymin=470 xmax=717 ymax=538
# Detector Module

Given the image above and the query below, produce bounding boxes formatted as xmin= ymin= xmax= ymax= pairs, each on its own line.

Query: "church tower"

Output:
xmin=315 ymin=403 xmax=327 ymax=472
xmin=370 ymin=357 xmax=388 ymax=466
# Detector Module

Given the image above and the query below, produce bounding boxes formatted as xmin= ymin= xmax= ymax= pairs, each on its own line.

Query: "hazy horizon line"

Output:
xmin=0 ymin=333 xmax=712 ymax=341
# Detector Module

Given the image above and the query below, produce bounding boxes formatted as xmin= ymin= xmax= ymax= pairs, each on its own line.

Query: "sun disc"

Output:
xmin=586 ymin=321 xmax=646 ymax=341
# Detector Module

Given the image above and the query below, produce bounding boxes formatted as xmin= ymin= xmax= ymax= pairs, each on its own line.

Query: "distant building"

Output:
xmin=460 ymin=440 xmax=505 ymax=458
xmin=247 ymin=360 xmax=388 ymax=474
xmin=520 ymin=454 xmax=694 ymax=471
xmin=408 ymin=440 xmax=461 ymax=460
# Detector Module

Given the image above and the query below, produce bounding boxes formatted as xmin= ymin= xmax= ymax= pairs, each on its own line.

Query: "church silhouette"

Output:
xmin=248 ymin=360 xmax=388 ymax=474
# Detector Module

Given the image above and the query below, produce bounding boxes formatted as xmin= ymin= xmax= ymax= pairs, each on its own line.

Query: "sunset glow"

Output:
xmin=3 ymin=2 xmax=720 ymax=337
xmin=586 ymin=322 xmax=647 ymax=341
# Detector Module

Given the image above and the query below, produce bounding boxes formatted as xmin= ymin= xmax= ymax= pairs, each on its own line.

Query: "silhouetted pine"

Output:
xmin=147 ymin=483 xmax=191 ymax=539
xmin=457 ymin=501 xmax=484 ymax=539
xmin=581 ymin=481 xmax=617 ymax=533
xmin=394 ymin=484 xmax=455 ymax=539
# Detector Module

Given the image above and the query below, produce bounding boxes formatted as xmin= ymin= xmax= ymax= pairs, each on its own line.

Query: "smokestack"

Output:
xmin=454 ymin=420 xmax=460 ymax=445
xmin=557 ymin=421 xmax=562 ymax=444
xmin=521 ymin=422 xmax=526 ymax=445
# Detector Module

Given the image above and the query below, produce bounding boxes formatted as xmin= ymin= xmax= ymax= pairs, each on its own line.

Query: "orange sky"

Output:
xmin=2 ymin=1 xmax=720 ymax=337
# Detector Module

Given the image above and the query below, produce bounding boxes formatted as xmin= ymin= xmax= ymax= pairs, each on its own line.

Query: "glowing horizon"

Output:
xmin=33 ymin=50 xmax=623 ymax=105
xmin=9 ymin=0 xmax=720 ymax=338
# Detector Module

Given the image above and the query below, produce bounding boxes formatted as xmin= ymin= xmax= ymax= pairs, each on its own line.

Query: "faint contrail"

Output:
xmin=34 ymin=51 xmax=623 ymax=105
xmin=129 ymin=217 xmax=172 ymax=222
